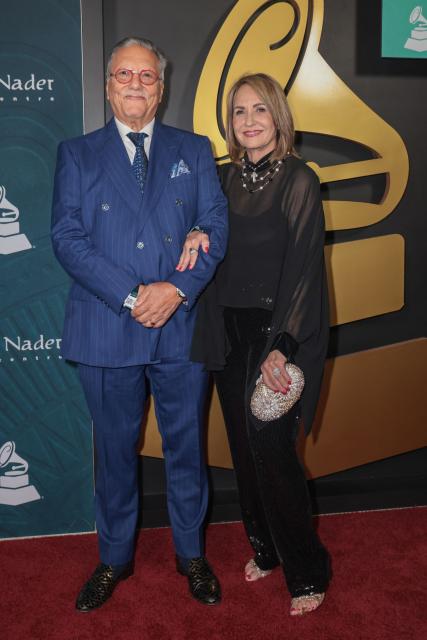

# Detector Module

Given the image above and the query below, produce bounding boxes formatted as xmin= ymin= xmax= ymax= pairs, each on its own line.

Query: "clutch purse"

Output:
xmin=250 ymin=363 xmax=305 ymax=422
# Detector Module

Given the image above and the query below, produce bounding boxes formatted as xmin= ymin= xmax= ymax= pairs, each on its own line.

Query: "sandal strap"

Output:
xmin=246 ymin=558 xmax=272 ymax=578
xmin=291 ymin=593 xmax=324 ymax=603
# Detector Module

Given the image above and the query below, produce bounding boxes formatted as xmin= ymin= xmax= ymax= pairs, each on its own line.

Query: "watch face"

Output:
xmin=124 ymin=293 xmax=137 ymax=309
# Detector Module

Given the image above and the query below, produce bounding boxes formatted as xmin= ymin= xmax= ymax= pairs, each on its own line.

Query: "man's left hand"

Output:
xmin=131 ymin=282 xmax=182 ymax=328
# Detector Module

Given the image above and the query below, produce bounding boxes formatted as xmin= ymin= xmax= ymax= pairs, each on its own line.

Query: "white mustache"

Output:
xmin=124 ymin=92 xmax=146 ymax=98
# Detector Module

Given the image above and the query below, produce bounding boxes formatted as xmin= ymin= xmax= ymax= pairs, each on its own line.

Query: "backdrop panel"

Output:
xmin=0 ymin=0 xmax=94 ymax=538
xmin=103 ymin=0 xmax=427 ymax=477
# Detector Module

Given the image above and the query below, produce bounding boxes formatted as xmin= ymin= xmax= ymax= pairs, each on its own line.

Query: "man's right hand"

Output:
xmin=131 ymin=282 xmax=181 ymax=328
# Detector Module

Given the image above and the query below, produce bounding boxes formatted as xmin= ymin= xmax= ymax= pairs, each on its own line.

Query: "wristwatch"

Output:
xmin=176 ymin=287 xmax=188 ymax=304
xmin=188 ymin=225 xmax=206 ymax=235
xmin=123 ymin=287 xmax=139 ymax=310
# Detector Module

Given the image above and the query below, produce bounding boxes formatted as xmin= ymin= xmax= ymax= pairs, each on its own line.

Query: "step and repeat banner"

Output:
xmin=0 ymin=1 xmax=94 ymax=538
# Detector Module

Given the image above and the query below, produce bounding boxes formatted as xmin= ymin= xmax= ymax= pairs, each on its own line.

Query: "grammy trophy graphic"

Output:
xmin=0 ymin=441 xmax=41 ymax=506
xmin=405 ymin=5 xmax=427 ymax=52
xmin=0 ymin=186 xmax=32 ymax=255
xmin=193 ymin=0 xmax=409 ymax=326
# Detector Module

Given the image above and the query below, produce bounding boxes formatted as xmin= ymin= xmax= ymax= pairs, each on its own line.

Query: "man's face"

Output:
xmin=106 ymin=44 xmax=164 ymax=130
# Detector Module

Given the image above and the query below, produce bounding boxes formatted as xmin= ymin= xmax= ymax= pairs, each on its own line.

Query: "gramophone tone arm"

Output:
xmin=307 ymin=158 xmax=388 ymax=184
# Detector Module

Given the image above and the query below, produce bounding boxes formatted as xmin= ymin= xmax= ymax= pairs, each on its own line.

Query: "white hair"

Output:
xmin=106 ymin=37 xmax=167 ymax=81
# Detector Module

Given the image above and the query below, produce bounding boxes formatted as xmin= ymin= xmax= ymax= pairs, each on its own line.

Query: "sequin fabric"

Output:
xmin=215 ymin=307 xmax=330 ymax=596
xmin=127 ymin=132 xmax=148 ymax=194
xmin=250 ymin=363 xmax=305 ymax=421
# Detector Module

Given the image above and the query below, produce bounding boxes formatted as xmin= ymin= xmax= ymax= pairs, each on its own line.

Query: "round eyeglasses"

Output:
xmin=109 ymin=68 xmax=159 ymax=86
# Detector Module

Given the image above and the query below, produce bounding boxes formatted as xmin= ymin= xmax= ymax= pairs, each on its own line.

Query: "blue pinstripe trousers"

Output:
xmin=78 ymin=360 xmax=209 ymax=566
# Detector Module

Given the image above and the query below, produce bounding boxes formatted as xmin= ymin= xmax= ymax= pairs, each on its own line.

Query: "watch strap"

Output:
xmin=176 ymin=287 xmax=188 ymax=305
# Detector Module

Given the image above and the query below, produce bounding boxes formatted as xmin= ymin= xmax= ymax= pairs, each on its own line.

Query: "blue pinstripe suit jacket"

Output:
xmin=51 ymin=118 xmax=228 ymax=366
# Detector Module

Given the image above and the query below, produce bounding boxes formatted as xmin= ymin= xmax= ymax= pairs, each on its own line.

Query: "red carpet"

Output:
xmin=1 ymin=507 xmax=426 ymax=640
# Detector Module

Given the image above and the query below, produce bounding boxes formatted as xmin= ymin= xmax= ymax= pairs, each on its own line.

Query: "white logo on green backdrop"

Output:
xmin=382 ymin=0 xmax=427 ymax=57
xmin=0 ymin=441 xmax=41 ymax=506
xmin=0 ymin=187 xmax=31 ymax=255
xmin=405 ymin=6 xmax=427 ymax=51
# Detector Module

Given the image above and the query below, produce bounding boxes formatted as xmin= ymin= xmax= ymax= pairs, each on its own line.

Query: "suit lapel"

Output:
xmin=91 ymin=119 xmax=142 ymax=215
xmin=138 ymin=121 xmax=183 ymax=233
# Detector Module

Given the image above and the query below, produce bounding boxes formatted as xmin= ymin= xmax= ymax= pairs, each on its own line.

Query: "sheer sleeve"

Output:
xmin=271 ymin=331 xmax=298 ymax=359
xmin=267 ymin=162 xmax=329 ymax=433
xmin=277 ymin=166 xmax=328 ymax=342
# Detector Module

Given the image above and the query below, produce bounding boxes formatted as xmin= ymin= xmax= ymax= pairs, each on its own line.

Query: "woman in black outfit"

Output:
xmin=181 ymin=73 xmax=330 ymax=616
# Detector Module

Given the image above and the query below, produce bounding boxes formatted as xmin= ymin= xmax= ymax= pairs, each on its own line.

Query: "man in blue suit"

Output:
xmin=51 ymin=37 xmax=228 ymax=611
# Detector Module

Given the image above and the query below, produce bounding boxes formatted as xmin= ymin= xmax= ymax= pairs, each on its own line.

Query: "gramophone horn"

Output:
xmin=0 ymin=441 xmax=15 ymax=467
xmin=0 ymin=440 xmax=28 ymax=476
xmin=193 ymin=0 xmax=409 ymax=231
xmin=410 ymin=6 xmax=427 ymax=25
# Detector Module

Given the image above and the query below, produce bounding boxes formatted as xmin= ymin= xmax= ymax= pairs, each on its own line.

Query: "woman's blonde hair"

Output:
xmin=225 ymin=73 xmax=296 ymax=164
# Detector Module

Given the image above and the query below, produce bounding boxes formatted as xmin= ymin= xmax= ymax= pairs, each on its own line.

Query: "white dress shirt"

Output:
xmin=114 ymin=117 xmax=155 ymax=163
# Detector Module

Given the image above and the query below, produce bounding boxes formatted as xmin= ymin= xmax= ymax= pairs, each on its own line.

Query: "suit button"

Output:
xmin=175 ymin=198 xmax=183 ymax=206
xmin=164 ymin=235 xmax=172 ymax=243
xmin=136 ymin=241 xmax=144 ymax=249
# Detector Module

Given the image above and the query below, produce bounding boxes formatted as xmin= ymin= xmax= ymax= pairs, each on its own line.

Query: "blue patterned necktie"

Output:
xmin=127 ymin=131 xmax=148 ymax=194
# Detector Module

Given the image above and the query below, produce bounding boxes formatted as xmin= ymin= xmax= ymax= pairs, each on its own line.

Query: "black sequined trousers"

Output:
xmin=215 ymin=308 xmax=330 ymax=597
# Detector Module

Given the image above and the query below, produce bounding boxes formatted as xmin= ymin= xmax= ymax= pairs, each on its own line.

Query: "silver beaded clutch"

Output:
xmin=250 ymin=363 xmax=305 ymax=422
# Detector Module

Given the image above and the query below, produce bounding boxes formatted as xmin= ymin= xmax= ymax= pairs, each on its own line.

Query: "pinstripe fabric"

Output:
xmin=51 ymin=119 xmax=228 ymax=366
xmin=51 ymin=118 xmax=228 ymax=562
xmin=78 ymin=361 xmax=209 ymax=564
xmin=145 ymin=360 xmax=209 ymax=556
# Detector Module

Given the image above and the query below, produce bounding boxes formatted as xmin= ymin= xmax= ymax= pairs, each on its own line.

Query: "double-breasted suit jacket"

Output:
xmin=51 ymin=118 xmax=228 ymax=366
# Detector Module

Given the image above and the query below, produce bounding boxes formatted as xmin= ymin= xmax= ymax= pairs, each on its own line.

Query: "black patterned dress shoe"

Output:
xmin=75 ymin=563 xmax=133 ymax=612
xmin=176 ymin=556 xmax=221 ymax=605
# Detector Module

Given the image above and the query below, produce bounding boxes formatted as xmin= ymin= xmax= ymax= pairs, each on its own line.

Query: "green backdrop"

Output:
xmin=0 ymin=0 xmax=94 ymax=537
xmin=382 ymin=0 xmax=427 ymax=58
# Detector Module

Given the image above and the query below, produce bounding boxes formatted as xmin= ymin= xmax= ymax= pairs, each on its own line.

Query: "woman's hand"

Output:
xmin=260 ymin=349 xmax=291 ymax=394
xmin=176 ymin=230 xmax=210 ymax=271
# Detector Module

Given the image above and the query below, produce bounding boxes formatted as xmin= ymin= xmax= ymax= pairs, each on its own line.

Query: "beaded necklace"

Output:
xmin=240 ymin=156 xmax=284 ymax=194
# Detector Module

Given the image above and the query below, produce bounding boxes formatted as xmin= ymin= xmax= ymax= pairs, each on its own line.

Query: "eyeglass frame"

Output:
xmin=109 ymin=68 xmax=160 ymax=86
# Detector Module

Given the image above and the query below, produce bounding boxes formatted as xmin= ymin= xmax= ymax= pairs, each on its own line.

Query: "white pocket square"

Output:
xmin=170 ymin=159 xmax=191 ymax=178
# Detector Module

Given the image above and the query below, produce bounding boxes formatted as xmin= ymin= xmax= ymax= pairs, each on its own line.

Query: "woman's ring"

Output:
xmin=272 ymin=367 xmax=281 ymax=377
xmin=189 ymin=248 xmax=198 ymax=255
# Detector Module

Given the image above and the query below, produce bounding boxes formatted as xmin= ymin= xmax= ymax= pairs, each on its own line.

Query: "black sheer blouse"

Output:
xmin=216 ymin=152 xmax=287 ymax=311
xmin=191 ymin=154 xmax=329 ymax=434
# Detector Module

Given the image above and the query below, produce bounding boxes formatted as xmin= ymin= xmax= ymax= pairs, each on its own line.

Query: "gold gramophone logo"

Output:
xmin=193 ymin=0 xmax=409 ymax=327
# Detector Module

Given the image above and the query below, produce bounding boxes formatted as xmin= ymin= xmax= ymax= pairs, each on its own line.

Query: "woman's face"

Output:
xmin=232 ymin=84 xmax=277 ymax=163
